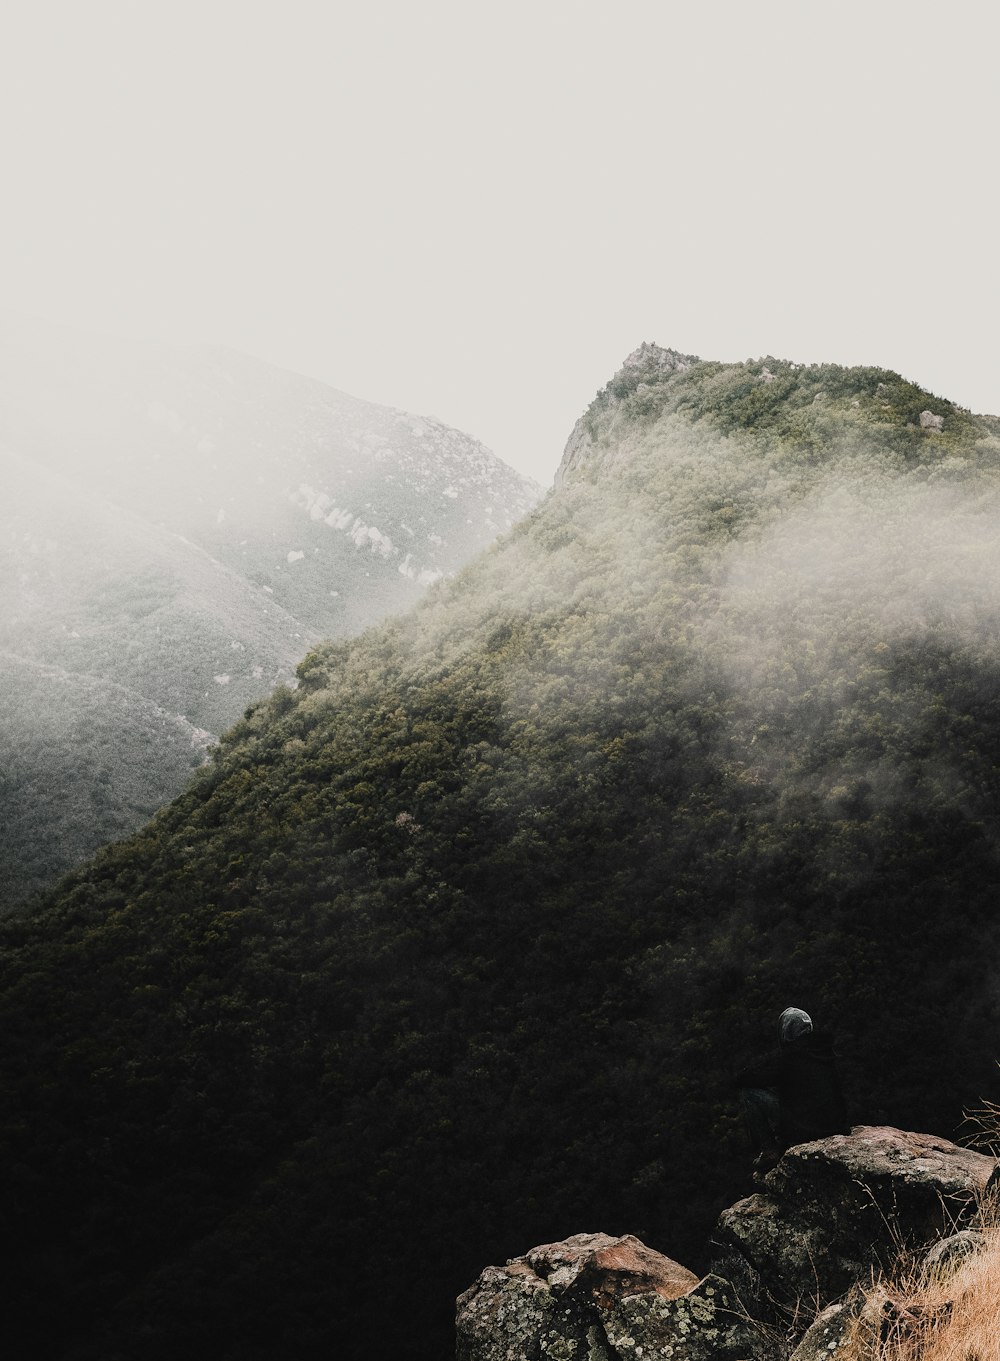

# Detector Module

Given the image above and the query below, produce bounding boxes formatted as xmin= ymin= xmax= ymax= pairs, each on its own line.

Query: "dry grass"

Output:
xmin=829 ymin=1103 xmax=1000 ymax=1361
xmin=838 ymin=1206 xmax=1000 ymax=1361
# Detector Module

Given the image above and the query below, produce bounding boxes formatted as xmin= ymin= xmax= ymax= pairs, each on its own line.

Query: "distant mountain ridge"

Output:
xmin=0 ymin=651 xmax=214 ymax=904
xmin=0 ymin=316 xmax=541 ymax=637
xmin=1 ymin=447 xmax=314 ymax=733
xmin=0 ymin=318 xmax=541 ymax=907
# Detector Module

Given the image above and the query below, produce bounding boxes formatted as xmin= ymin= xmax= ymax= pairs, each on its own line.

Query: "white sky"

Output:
xmin=2 ymin=0 xmax=997 ymax=484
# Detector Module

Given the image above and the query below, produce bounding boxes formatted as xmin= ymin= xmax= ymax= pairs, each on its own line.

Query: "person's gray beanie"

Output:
xmin=778 ymin=1006 xmax=813 ymax=1044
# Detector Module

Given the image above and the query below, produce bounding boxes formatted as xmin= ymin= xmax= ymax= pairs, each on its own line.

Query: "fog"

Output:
xmin=418 ymin=374 xmax=1000 ymax=873
xmin=0 ymin=316 xmax=540 ymax=908
xmin=707 ymin=465 xmax=1000 ymax=810
xmin=3 ymin=1 xmax=998 ymax=483
xmin=719 ymin=475 xmax=1000 ymax=664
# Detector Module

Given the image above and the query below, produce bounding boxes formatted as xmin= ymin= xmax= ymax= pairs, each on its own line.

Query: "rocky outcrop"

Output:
xmin=711 ymin=1125 xmax=993 ymax=1320
xmin=455 ymin=1232 xmax=777 ymax=1361
xmin=457 ymin=1128 xmax=996 ymax=1360
xmin=556 ymin=342 xmax=699 ymax=485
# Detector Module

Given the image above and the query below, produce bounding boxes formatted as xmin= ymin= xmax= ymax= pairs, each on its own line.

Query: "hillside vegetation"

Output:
xmin=3 ymin=348 xmax=1000 ymax=1359
xmin=0 ymin=654 xmax=212 ymax=903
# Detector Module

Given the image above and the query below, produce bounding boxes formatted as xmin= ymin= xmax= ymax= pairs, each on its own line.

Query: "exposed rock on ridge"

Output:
xmin=557 ymin=341 xmax=699 ymax=485
xmin=457 ymin=1127 xmax=996 ymax=1361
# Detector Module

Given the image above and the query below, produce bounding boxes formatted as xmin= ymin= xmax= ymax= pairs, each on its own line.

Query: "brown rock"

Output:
xmin=456 ymin=1232 xmax=778 ymax=1361
xmin=524 ymin=1233 xmax=698 ymax=1307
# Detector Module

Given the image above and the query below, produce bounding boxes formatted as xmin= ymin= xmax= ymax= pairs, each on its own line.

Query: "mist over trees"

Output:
xmin=2 ymin=348 xmax=1000 ymax=1359
xmin=0 ymin=318 xmax=539 ymax=908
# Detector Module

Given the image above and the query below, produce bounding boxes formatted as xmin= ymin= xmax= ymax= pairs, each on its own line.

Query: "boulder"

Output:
xmin=456 ymin=1232 xmax=779 ymax=1361
xmin=788 ymin=1289 xmax=862 ymax=1360
xmin=923 ymin=1228 xmax=987 ymax=1275
xmin=920 ymin=409 xmax=945 ymax=431
xmin=710 ymin=1126 xmax=994 ymax=1320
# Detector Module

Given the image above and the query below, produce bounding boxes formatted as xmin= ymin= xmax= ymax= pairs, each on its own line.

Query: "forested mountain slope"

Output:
xmin=0 ymin=652 xmax=214 ymax=904
xmin=0 ymin=318 xmax=539 ymax=907
xmin=3 ymin=346 xmax=1000 ymax=1360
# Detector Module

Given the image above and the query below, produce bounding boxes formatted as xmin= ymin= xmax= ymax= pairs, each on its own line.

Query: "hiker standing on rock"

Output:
xmin=735 ymin=1006 xmax=849 ymax=1169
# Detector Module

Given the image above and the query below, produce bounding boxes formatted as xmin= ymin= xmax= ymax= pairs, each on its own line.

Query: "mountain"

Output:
xmin=0 ymin=318 xmax=540 ymax=907
xmin=0 ymin=653 xmax=214 ymax=904
xmin=3 ymin=346 xmax=1000 ymax=1360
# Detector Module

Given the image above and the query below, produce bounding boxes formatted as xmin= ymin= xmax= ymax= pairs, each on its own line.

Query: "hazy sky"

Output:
xmin=3 ymin=1 xmax=997 ymax=484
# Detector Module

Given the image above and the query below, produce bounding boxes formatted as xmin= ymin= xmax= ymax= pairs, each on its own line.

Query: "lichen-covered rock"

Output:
xmin=711 ymin=1126 xmax=993 ymax=1320
xmin=920 ymin=409 xmax=945 ymax=430
xmin=455 ymin=1256 xmax=605 ymax=1361
xmin=456 ymin=1232 xmax=777 ymax=1361
xmin=602 ymin=1272 xmax=777 ymax=1361
xmin=788 ymin=1289 xmax=863 ymax=1360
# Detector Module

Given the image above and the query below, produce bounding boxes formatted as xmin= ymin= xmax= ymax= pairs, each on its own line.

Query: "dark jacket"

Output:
xmin=735 ymin=1029 xmax=849 ymax=1149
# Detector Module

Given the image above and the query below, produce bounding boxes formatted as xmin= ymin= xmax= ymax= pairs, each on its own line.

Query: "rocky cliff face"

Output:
xmin=556 ymin=341 xmax=698 ymax=485
xmin=456 ymin=1127 xmax=995 ymax=1361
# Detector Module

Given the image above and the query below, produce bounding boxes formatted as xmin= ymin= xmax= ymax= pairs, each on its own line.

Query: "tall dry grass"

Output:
xmin=837 ymin=1161 xmax=1000 ymax=1361
xmin=846 ymin=1235 xmax=1000 ymax=1361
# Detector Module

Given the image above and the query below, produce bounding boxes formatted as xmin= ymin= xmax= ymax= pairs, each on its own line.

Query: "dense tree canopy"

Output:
xmin=3 ymin=353 xmax=1000 ymax=1359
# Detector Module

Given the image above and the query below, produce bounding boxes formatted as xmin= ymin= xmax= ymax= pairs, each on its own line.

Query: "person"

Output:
xmin=735 ymin=1006 xmax=849 ymax=1168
